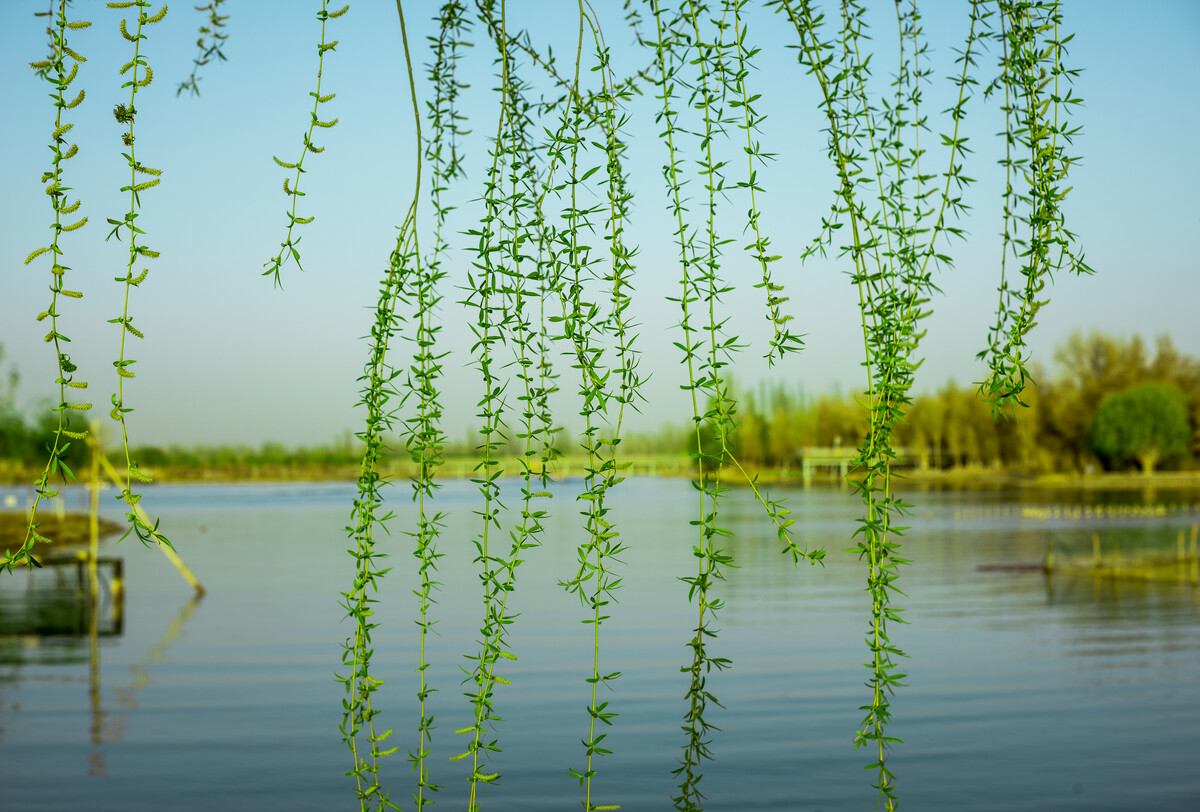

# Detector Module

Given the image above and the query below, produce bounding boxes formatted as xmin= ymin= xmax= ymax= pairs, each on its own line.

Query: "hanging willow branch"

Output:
xmin=400 ymin=5 xmax=469 ymax=807
xmin=176 ymin=0 xmax=230 ymax=96
xmin=339 ymin=4 xmax=1084 ymax=807
xmin=11 ymin=0 xmax=93 ymax=576
xmin=452 ymin=4 xmax=535 ymax=804
xmin=263 ymin=1 xmax=349 ymax=287
xmin=980 ymin=0 xmax=1090 ymax=414
xmin=336 ymin=3 xmax=420 ymax=809
xmin=8 ymin=3 xmax=1092 ymax=810
xmin=105 ymin=0 xmax=172 ymax=551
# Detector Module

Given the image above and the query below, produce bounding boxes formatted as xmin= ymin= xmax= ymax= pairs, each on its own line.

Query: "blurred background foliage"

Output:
xmin=716 ymin=331 xmax=1200 ymax=475
xmin=4 ymin=331 xmax=1198 ymax=478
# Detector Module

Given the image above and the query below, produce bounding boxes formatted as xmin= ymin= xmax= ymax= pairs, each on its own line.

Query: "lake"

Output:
xmin=2 ymin=478 xmax=1199 ymax=811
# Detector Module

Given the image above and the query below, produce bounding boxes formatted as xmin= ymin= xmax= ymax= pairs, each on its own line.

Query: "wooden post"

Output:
xmin=1191 ymin=524 xmax=1198 ymax=583
xmin=97 ymin=453 xmax=205 ymax=597
xmin=88 ymin=423 xmax=101 ymax=605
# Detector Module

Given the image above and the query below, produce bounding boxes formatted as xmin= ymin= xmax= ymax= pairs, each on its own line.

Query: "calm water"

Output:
xmin=2 ymin=478 xmax=1199 ymax=811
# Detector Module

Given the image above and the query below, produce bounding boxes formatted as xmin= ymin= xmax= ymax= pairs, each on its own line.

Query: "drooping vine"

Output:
xmin=10 ymin=0 xmax=93 ymax=575
xmin=773 ymin=0 xmax=1009 ymax=807
xmin=980 ymin=0 xmax=1090 ymax=413
xmin=176 ymin=0 xmax=229 ymax=97
xmin=339 ymin=231 xmax=408 ymax=810
xmin=105 ymin=0 xmax=171 ymax=550
xmin=400 ymin=5 xmax=471 ymax=807
xmin=728 ymin=0 xmax=800 ymax=365
xmin=553 ymin=8 xmax=638 ymax=810
xmin=647 ymin=3 xmax=734 ymax=807
xmin=451 ymin=3 xmax=523 ymax=804
xmin=336 ymin=4 xmax=420 ymax=809
xmin=6 ymin=4 xmax=1095 ymax=810
xmin=263 ymin=1 xmax=349 ymax=288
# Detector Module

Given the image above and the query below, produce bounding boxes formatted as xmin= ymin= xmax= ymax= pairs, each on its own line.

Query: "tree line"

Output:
xmin=4 ymin=332 xmax=1198 ymax=478
xmin=0 ymin=344 xmax=73 ymax=469
xmin=708 ymin=332 xmax=1200 ymax=475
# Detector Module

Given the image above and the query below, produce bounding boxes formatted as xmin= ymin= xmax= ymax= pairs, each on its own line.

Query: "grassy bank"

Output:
xmin=0 ymin=454 xmax=698 ymax=486
xmin=0 ymin=512 xmax=123 ymax=553
xmin=714 ymin=464 xmax=1200 ymax=493
xmin=6 ymin=456 xmax=1200 ymax=492
xmin=898 ymin=468 xmax=1200 ymax=493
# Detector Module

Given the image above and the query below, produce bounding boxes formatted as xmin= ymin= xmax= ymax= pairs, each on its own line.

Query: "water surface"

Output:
xmin=2 ymin=479 xmax=1198 ymax=810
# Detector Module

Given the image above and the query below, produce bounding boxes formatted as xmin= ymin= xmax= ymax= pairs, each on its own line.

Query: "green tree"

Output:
xmin=0 ymin=344 xmax=24 ymax=459
xmin=941 ymin=383 xmax=984 ymax=468
xmin=902 ymin=393 xmax=946 ymax=470
xmin=766 ymin=384 xmax=807 ymax=470
xmin=1089 ymin=382 xmax=1191 ymax=474
xmin=1040 ymin=332 xmax=1147 ymax=467
xmin=1147 ymin=335 xmax=1200 ymax=457
xmin=813 ymin=392 xmax=867 ymax=450
xmin=1039 ymin=332 xmax=1200 ymax=471
xmin=1001 ymin=379 xmax=1044 ymax=471
xmin=730 ymin=388 xmax=767 ymax=468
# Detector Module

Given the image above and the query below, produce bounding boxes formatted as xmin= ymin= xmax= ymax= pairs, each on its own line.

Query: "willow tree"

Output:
xmin=12 ymin=2 xmax=1089 ymax=810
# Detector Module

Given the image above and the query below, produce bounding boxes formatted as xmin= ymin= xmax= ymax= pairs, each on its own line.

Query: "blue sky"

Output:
xmin=2 ymin=1 xmax=1198 ymax=447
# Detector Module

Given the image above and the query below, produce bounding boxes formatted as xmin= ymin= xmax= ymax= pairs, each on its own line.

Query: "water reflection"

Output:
xmin=0 ymin=556 xmax=124 ymax=657
xmin=0 ymin=556 xmax=201 ymax=778
xmin=115 ymin=594 xmax=200 ymax=710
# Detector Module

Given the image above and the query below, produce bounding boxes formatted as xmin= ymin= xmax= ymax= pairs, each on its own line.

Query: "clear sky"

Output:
xmin=2 ymin=2 xmax=1198 ymax=448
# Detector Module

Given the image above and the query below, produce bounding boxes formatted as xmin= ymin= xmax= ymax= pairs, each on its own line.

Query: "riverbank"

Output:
xmin=898 ymin=468 xmax=1200 ymax=492
xmin=0 ymin=454 xmax=697 ymax=485
xmin=4 ymin=458 xmax=1200 ymax=492
xmin=715 ymin=465 xmax=1200 ymax=493
xmin=0 ymin=511 xmax=123 ymax=551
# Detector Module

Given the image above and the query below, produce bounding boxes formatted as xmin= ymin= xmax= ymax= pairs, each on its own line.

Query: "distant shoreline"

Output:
xmin=4 ymin=458 xmax=1200 ymax=492
xmin=895 ymin=468 xmax=1200 ymax=492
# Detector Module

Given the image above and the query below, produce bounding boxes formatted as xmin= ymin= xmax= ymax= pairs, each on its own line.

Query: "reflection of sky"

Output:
xmin=1 ymin=2 xmax=1198 ymax=446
